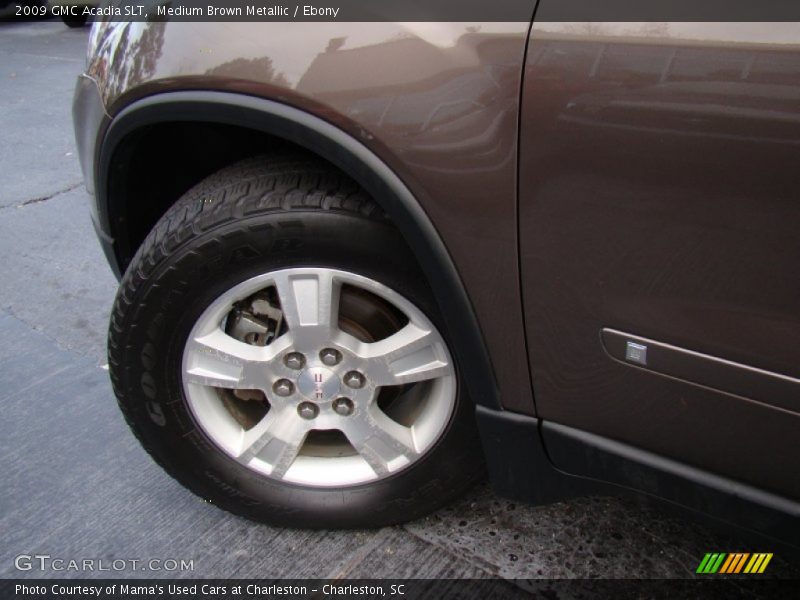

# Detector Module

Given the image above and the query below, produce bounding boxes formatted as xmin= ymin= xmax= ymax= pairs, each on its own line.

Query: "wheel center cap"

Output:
xmin=297 ymin=366 xmax=340 ymax=402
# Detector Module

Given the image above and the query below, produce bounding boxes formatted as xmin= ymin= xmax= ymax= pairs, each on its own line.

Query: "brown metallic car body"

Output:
xmin=74 ymin=5 xmax=800 ymax=544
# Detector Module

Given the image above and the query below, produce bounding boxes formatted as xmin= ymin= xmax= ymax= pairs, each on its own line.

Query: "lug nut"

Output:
xmin=297 ymin=402 xmax=319 ymax=420
xmin=319 ymin=348 xmax=342 ymax=366
xmin=343 ymin=371 xmax=365 ymax=389
xmin=284 ymin=352 xmax=306 ymax=370
xmin=272 ymin=379 xmax=294 ymax=397
xmin=332 ymin=397 xmax=354 ymax=416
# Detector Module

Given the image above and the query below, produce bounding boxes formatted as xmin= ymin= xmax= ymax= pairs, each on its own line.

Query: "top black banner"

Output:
xmin=42 ymin=0 xmax=800 ymax=23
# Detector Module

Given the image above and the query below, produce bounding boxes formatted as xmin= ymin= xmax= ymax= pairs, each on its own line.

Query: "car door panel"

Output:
xmin=519 ymin=19 xmax=800 ymax=497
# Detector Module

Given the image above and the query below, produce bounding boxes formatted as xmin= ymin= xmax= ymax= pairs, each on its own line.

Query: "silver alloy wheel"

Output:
xmin=181 ymin=268 xmax=456 ymax=487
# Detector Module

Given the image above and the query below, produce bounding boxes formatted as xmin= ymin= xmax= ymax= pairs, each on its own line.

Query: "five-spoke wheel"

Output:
xmin=182 ymin=268 xmax=456 ymax=487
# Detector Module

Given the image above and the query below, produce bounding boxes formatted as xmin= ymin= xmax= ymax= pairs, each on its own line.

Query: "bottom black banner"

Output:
xmin=2 ymin=579 xmax=798 ymax=600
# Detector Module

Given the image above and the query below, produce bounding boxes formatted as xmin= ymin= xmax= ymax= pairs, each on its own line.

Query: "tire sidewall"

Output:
xmin=113 ymin=208 xmax=482 ymax=527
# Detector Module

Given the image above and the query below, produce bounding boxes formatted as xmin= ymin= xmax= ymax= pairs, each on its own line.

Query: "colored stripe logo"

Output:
xmin=696 ymin=553 xmax=773 ymax=574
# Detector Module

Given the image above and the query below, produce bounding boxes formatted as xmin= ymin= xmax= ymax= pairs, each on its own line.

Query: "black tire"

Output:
xmin=108 ymin=155 xmax=484 ymax=528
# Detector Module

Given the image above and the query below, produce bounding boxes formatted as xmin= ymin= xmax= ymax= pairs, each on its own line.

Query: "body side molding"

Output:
xmin=602 ymin=328 xmax=800 ymax=415
xmin=476 ymin=406 xmax=800 ymax=548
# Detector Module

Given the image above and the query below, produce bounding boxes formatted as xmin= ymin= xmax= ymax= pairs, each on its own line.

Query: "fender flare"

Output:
xmin=99 ymin=91 xmax=501 ymax=410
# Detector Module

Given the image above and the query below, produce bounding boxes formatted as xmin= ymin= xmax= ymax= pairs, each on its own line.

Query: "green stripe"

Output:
xmin=707 ymin=553 xmax=720 ymax=573
xmin=702 ymin=553 xmax=719 ymax=573
xmin=710 ymin=553 xmax=727 ymax=574
xmin=696 ymin=554 xmax=713 ymax=574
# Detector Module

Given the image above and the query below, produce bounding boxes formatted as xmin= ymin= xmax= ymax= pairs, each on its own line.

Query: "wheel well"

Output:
xmin=100 ymin=91 xmax=501 ymax=411
xmin=108 ymin=121 xmax=318 ymax=272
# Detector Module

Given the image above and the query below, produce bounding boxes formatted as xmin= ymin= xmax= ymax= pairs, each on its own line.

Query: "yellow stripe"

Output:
xmin=750 ymin=554 xmax=766 ymax=573
xmin=758 ymin=554 xmax=773 ymax=574
xmin=734 ymin=553 xmax=750 ymax=573
xmin=719 ymin=554 xmax=735 ymax=574
xmin=744 ymin=554 xmax=760 ymax=573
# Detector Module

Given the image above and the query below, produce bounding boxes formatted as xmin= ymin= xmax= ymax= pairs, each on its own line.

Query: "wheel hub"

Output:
xmin=296 ymin=365 xmax=341 ymax=402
